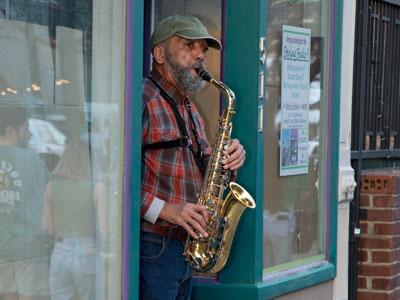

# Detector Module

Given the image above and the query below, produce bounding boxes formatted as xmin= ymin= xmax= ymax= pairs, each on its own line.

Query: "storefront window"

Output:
xmin=263 ymin=0 xmax=329 ymax=271
xmin=0 ymin=1 xmax=124 ymax=299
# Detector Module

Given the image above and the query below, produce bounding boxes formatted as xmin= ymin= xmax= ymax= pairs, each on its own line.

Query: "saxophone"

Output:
xmin=183 ymin=68 xmax=256 ymax=273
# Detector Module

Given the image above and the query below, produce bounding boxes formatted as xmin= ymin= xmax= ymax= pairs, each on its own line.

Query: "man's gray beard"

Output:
xmin=165 ymin=52 xmax=206 ymax=94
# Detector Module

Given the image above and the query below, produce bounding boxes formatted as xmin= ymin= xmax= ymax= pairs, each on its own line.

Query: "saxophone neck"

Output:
xmin=195 ymin=68 xmax=236 ymax=111
xmin=212 ymin=80 xmax=236 ymax=111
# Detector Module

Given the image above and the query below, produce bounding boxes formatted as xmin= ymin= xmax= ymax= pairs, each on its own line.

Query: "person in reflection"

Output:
xmin=42 ymin=138 xmax=108 ymax=300
xmin=0 ymin=106 xmax=51 ymax=300
xmin=141 ymin=15 xmax=246 ymax=299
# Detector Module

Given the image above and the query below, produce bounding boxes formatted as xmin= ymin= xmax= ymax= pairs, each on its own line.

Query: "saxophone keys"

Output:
xmin=205 ymin=199 xmax=215 ymax=207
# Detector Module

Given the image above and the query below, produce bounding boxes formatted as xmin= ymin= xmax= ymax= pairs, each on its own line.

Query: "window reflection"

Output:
xmin=263 ymin=0 xmax=327 ymax=270
xmin=0 ymin=106 xmax=52 ymax=299
xmin=42 ymin=138 xmax=108 ymax=299
xmin=0 ymin=0 xmax=123 ymax=299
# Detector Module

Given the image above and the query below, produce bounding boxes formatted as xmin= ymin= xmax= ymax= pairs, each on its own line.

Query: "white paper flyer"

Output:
xmin=280 ymin=25 xmax=311 ymax=176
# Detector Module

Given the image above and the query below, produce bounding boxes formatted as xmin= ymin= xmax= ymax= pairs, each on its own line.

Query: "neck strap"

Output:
xmin=143 ymin=77 xmax=206 ymax=176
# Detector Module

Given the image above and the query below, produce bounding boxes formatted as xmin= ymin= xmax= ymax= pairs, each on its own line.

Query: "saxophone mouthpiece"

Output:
xmin=195 ymin=68 xmax=214 ymax=83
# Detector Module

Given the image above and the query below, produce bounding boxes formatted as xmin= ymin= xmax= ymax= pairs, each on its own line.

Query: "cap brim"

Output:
xmin=176 ymin=30 xmax=222 ymax=50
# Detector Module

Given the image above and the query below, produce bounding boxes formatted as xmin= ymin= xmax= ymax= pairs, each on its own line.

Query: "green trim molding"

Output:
xmin=193 ymin=264 xmax=335 ymax=300
xmin=127 ymin=0 xmax=143 ymax=299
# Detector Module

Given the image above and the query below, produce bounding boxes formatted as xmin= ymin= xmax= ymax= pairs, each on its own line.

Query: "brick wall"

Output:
xmin=358 ymin=169 xmax=400 ymax=300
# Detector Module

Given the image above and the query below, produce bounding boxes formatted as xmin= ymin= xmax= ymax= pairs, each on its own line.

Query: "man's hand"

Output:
xmin=222 ymin=138 xmax=246 ymax=170
xmin=159 ymin=202 xmax=209 ymax=239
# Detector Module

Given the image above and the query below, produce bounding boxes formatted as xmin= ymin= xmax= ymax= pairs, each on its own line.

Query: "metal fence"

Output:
xmin=349 ymin=0 xmax=400 ymax=299
xmin=352 ymin=0 xmax=400 ymax=159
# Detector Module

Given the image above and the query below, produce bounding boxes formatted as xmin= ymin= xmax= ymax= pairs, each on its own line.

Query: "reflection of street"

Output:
xmin=282 ymin=140 xmax=290 ymax=166
xmin=28 ymin=118 xmax=66 ymax=156
xmin=28 ymin=118 xmax=67 ymax=172
xmin=290 ymin=139 xmax=298 ymax=164
xmin=281 ymin=129 xmax=300 ymax=167
xmin=263 ymin=209 xmax=296 ymax=268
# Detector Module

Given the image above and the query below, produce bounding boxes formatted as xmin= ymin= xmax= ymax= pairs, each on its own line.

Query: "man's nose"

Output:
xmin=192 ymin=44 xmax=206 ymax=61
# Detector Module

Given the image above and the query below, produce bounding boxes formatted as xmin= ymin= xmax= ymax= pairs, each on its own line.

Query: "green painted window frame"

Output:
xmin=126 ymin=0 xmax=143 ymax=299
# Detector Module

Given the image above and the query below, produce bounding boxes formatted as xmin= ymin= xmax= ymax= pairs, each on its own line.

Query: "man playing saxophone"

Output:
xmin=140 ymin=15 xmax=246 ymax=300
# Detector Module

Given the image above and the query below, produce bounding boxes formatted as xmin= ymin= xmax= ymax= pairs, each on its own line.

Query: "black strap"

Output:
xmin=144 ymin=137 xmax=190 ymax=149
xmin=143 ymin=77 xmax=206 ymax=176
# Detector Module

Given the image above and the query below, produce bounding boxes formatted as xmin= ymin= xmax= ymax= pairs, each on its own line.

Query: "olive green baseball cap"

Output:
xmin=151 ymin=15 xmax=222 ymax=50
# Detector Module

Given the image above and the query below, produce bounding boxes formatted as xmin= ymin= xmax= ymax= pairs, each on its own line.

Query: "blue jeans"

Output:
xmin=139 ymin=231 xmax=192 ymax=300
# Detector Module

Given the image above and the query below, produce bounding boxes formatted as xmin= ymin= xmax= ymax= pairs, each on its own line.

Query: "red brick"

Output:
xmin=361 ymin=194 xmax=372 ymax=207
xmin=392 ymin=250 xmax=400 ymax=261
xmin=390 ymin=289 xmax=400 ymax=300
xmin=358 ymin=277 xmax=367 ymax=289
xmin=359 ymin=250 xmax=369 ymax=262
xmin=357 ymin=291 xmax=390 ymax=300
xmin=360 ymin=175 xmax=392 ymax=194
xmin=391 ymin=195 xmax=400 ymax=207
xmin=373 ymin=223 xmax=400 ymax=235
xmin=371 ymin=250 xmax=400 ymax=263
xmin=366 ymin=209 xmax=397 ymax=222
xmin=361 ymin=172 xmax=400 ymax=194
xmin=372 ymin=277 xmax=396 ymax=290
xmin=360 ymin=222 xmax=370 ymax=235
xmin=359 ymin=237 xmax=392 ymax=250
xmin=392 ymin=175 xmax=400 ymax=194
xmin=373 ymin=223 xmax=392 ymax=235
xmin=358 ymin=264 xmax=392 ymax=277
xmin=393 ymin=222 xmax=400 ymax=234
xmin=372 ymin=251 xmax=391 ymax=263
xmin=374 ymin=196 xmax=394 ymax=208
xmin=393 ymin=236 xmax=400 ymax=248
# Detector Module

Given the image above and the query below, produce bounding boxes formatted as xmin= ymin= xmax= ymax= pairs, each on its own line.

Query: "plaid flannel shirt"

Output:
xmin=141 ymin=69 xmax=212 ymax=228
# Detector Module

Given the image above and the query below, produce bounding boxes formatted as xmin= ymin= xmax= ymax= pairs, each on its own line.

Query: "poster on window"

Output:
xmin=280 ymin=25 xmax=311 ymax=176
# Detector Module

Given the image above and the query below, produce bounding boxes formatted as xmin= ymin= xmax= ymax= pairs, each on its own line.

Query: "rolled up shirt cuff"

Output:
xmin=143 ymin=197 xmax=165 ymax=224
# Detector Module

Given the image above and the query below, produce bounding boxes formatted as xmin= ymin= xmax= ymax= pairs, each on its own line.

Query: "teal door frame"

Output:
xmin=125 ymin=0 xmax=143 ymax=299
xmin=193 ymin=0 xmax=268 ymax=297
xmin=192 ymin=0 xmax=343 ymax=299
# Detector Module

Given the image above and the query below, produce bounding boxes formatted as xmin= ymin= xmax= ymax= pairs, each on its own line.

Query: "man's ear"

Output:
xmin=153 ymin=45 xmax=166 ymax=64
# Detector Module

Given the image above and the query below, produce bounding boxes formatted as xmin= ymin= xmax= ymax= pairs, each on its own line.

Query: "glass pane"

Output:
xmin=263 ymin=0 xmax=329 ymax=270
xmin=152 ymin=0 xmax=222 ymax=143
xmin=0 ymin=1 xmax=124 ymax=299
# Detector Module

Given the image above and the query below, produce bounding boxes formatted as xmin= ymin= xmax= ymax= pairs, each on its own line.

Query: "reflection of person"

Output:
xmin=263 ymin=208 xmax=295 ymax=268
xmin=42 ymin=139 xmax=108 ymax=300
xmin=140 ymin=15 xmax=246 ymax=299
xmin=0 ymin=106 xmax=51 ymax=300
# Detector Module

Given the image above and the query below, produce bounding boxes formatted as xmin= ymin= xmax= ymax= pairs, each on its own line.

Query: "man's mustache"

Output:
xmin=192 ymin=61 xmax=205 ymax=70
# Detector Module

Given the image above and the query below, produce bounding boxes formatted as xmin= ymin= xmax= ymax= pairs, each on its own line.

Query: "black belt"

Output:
xmin=140 ymin=221 xmax=188 ymax=241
